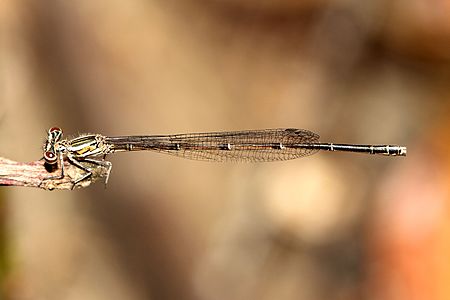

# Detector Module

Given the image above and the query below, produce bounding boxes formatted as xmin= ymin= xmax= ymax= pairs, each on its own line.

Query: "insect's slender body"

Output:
xmin=42 ymin=127 xmax=406 ymax=188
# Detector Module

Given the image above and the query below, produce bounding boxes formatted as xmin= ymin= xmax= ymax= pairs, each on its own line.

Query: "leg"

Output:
xmin=66 ymin=155 xmax=94 ymax=189
xmin=67 ymin=156 xmax=112 ymax=189
xmin=82 ymin=158 xmax=112 ymax=186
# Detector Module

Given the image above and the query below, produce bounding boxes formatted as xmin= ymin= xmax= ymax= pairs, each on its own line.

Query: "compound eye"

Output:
xmin=49 ymin=127 xmax=62 ymax=134
xmin=44 ymin=151 xmax=58 ymax=164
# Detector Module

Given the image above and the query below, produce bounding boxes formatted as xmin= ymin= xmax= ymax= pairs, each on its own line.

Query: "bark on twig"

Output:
xmin=0 ymin=156 xmax=109 ymax=190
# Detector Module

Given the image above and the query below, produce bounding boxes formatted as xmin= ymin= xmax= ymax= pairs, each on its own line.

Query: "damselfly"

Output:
xmin=42 ymin=127 xmax=406 ymax=187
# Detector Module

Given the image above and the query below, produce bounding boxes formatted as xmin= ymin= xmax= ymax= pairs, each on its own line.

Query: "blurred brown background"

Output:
xmin=1 ymin=0 xmax=450 ymax=299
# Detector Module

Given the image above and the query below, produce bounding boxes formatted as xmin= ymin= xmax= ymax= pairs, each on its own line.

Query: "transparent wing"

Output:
xmin=106 ymin=128 xmax=320 ymax=162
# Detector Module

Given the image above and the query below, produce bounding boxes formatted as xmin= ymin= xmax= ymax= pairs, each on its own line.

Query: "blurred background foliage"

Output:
xmin=1 ymin=0 xmax=450 ymax=299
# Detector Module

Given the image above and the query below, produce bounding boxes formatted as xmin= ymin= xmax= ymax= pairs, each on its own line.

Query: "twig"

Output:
xmin=0 ymin=156 xmax=109 ymax=190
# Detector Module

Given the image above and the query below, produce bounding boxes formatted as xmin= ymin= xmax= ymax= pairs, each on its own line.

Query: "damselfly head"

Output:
xmin=43 ymin=127 xmax=63 ymax=159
